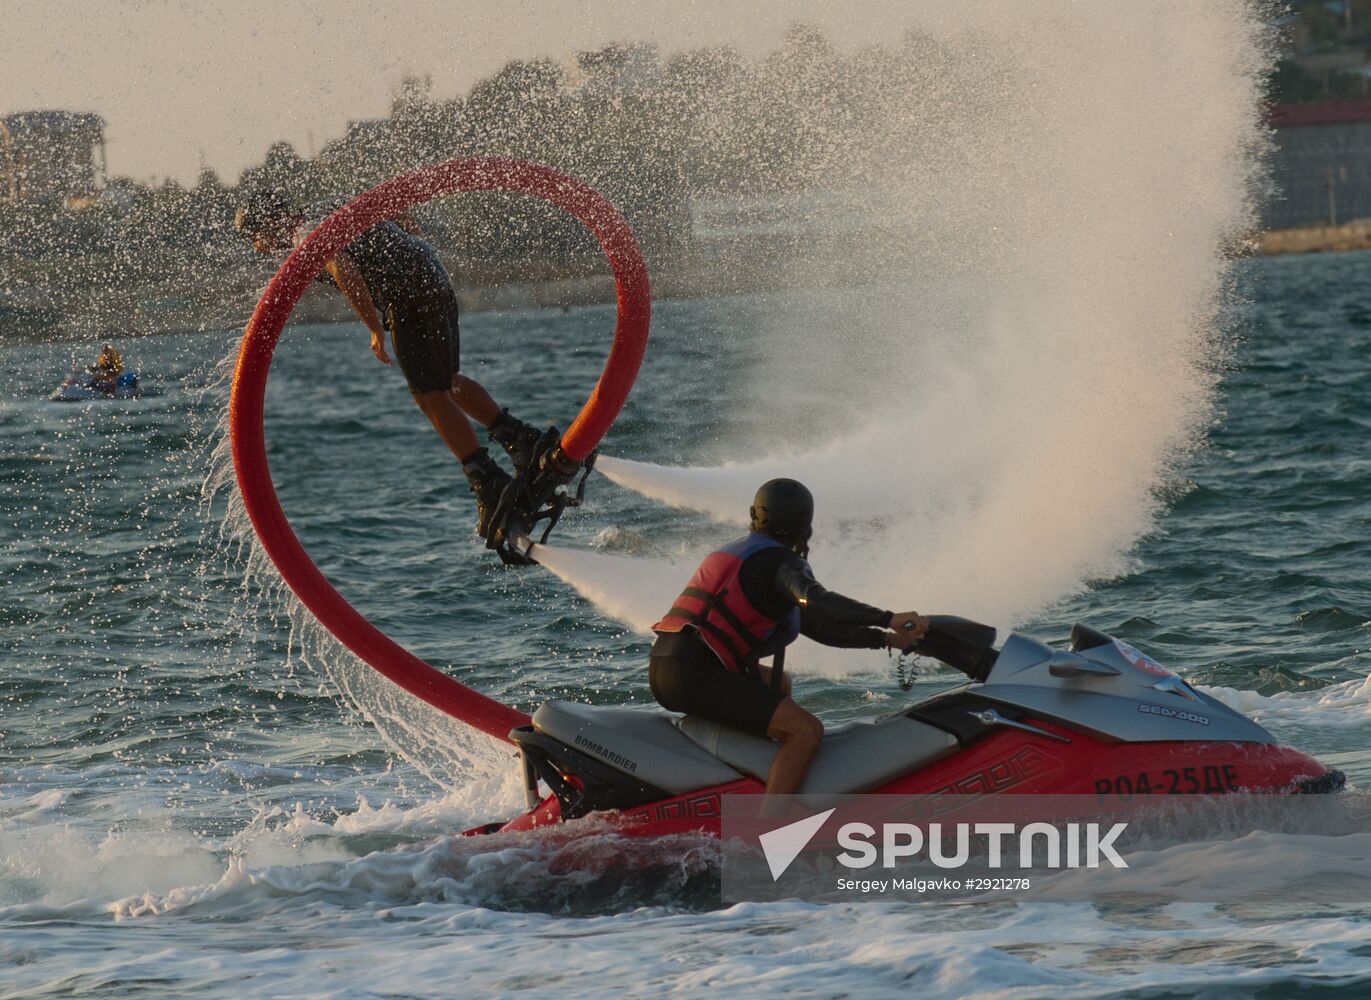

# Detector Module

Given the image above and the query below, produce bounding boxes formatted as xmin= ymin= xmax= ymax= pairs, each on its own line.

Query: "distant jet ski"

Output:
xmin=50 ymin=368 xmax=140 ymax=402
xmin=463 ymin=618 xmax=1345 ymax=838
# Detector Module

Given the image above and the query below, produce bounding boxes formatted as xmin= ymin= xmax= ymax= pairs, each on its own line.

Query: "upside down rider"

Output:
xmin=234 ymin=189 xmax=546 ymax=536
xmin=650 ymin=479 xmax=930 ymax=805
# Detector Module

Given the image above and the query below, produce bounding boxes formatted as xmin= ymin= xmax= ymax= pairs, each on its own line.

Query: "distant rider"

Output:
xmin=91 ymin=343 xmax=123 ymax=385
xmin=650 ymin=479 xmax=929 ymax=801
xmin=234 ymin=189 xmax=543 ymax=536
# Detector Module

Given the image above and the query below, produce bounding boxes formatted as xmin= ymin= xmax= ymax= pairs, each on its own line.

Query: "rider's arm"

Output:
xmin=799 ymin=613 xmax=889 ymax=649
xmin=323 ymin=252 xmax=384 ymax=337
xmin=775 ymin=555 xmax=893 ymax=627
xmin=323 ymin=252 xmax=392 ymax=365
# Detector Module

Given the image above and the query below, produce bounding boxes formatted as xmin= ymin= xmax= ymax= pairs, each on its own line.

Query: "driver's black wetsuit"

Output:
xmin=649 ymin=546 xmax=892 ymax=735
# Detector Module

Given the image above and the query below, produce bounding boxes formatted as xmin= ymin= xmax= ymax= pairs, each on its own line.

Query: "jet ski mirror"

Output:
xmin=1151 ymin=674 xmax=1201 ymax=702
xmin=1047 ymin=651 xmax=1122 ymax=678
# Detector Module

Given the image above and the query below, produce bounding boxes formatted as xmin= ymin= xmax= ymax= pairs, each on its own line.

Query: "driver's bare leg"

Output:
xmin=762 ymin=698 xmax=823 ymax=814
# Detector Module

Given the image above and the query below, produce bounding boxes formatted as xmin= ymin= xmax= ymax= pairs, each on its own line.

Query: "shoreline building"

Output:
xmin=1267 ymin=101 xmax=1371 ymax=230
xmin=0 ymin=111 xmax=107 ymax=210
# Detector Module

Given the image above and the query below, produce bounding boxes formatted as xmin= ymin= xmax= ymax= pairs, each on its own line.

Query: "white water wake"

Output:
xmin=531 ymin=542 xmax=681 ymax=635
xmin=543 ymin=3 xmax=1267 ymax=658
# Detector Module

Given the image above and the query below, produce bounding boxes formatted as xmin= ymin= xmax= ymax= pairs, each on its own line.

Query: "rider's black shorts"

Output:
xmin=649 ymin=636 xmax=784 ymax=736
xmin=385 ymin=286 xmax=461 ymax=394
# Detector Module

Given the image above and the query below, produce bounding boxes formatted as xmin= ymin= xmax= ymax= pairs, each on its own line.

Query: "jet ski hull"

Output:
xmin=472 ymin=722 xmax=1339 ymax=839
xmin=50 ymin=371 xmax=139 ymax=401
xmin=458 ymin=621 xmax=1343 ymax=839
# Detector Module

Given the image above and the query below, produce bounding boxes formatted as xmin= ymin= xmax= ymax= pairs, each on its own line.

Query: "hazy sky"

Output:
xmin=2 ymin=0 xmax=924 ymax=185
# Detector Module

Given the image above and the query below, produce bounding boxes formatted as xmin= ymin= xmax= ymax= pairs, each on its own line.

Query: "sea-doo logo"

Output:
xmin=1137 ymin=703 xmax=1210 ymax=726
xmin=573 ymin=734 xmax=638 ymax=772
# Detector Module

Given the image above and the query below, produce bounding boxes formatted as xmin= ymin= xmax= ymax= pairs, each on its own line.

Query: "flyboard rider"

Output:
xmin=234 ymin=190 xmax=542 ymax=536
xmin=650 ymin=479 xmax=930 ymax=802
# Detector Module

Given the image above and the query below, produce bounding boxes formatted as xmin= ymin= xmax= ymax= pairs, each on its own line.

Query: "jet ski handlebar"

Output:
xmin=908 ymin=615 xmax=999 ymax=681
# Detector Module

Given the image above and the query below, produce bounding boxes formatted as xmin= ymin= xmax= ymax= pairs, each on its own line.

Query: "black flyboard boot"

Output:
xmin=487 ymin=409 xmax=544 ymax=478
xmin=462 ymin=448 xmax=512 ymax=538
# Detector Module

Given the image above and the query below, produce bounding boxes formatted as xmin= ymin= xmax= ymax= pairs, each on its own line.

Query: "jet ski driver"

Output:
xmin=90 ymin=344 xmax=123 ymax=385
xmin=234 ymin=189 xmax=543 ymax=536
xmin=650 ymin=479 xmax=929 ymax=800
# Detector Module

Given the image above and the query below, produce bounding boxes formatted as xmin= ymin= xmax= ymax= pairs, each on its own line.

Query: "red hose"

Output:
xmin=229 ymin=158 xmax=651 ymax=742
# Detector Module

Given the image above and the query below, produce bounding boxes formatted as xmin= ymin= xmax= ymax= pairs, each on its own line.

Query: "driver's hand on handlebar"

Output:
xmin=888 ymin=612 xmax=930 ymax=651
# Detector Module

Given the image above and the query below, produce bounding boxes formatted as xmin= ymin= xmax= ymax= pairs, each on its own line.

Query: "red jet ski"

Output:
xmin=467 ymin=617 xmax=1344 ymax=838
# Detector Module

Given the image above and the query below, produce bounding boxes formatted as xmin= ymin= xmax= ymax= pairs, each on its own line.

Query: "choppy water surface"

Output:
xmin=2 ymin=253 xmax=1370 ymax=997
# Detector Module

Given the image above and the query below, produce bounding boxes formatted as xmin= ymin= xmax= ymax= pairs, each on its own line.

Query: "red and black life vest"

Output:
xmin=652 ymin=533 xmax=802 ymax=673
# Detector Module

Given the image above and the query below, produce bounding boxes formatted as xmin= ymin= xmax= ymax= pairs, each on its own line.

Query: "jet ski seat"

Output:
xmin=531 ymin=702 xmax=962 ymax=799
xmin=677 ymin=714 xmax=959 ymax=795
xmin=531 ymin=701 xmax=743 ymax=795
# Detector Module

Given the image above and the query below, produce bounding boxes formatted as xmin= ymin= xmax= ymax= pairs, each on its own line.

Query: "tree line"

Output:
xmin=0 ymin=23 xmax=1009 ymax=336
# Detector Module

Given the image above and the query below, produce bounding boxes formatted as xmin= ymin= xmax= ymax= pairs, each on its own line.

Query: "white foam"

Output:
xmin=9 ymin=788 xmax=1371 ymax=998
xmin=548 ymin=5 xmax=1268 ymax=665
xmin=1202 ymin=672 xmax=1371 ymax=729
xmin=0 ymin=816 xmax=224 ymax=911
xmin=530 ymin=543 xmax=681 ymax=634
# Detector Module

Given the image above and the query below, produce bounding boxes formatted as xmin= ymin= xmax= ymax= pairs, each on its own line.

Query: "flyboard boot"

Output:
xmin=462 ymin=448 xmax=512 ymax=538
xmin=487 ymin=408 xmax=544 ymax=478
xmin=480 ymin=408 xmax=594 ymax=560
xmin=483 ymin=435 xmax=597 ymax=564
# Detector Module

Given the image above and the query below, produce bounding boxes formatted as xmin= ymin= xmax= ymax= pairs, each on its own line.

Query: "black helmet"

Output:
xmin=750 ymin=478 xmax=814 ymax=550
xmin=234 ymin=187 xmax=292 ymax=239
